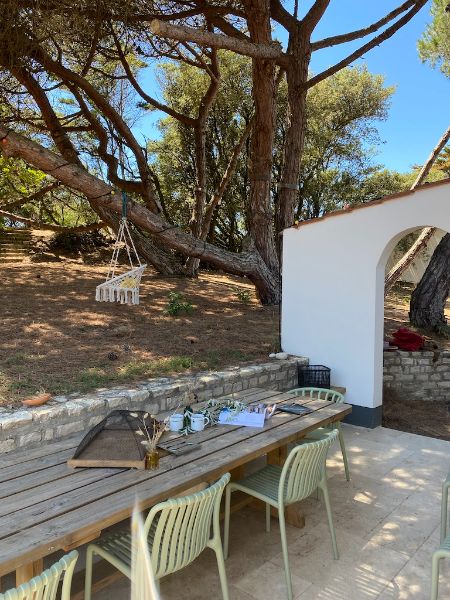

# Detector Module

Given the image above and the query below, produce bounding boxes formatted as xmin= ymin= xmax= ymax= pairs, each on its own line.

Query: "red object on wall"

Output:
xmin=390 ymin=327 xmax=424 ymax=351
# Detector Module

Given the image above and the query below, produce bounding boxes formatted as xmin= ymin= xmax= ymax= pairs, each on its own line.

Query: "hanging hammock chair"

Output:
xmin=96 ymin=191 xmax=146 ymax=305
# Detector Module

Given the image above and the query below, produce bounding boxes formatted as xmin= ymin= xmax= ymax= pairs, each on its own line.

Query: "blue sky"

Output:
xmin=139 ymin=1 xmax=448 ymax=173
xmin=303 ymin=1 xmax=449 ymax=172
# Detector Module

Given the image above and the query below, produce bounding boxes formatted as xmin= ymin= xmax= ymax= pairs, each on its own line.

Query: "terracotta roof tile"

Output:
xmin=288 ymin=177 xmax=450 ymax=230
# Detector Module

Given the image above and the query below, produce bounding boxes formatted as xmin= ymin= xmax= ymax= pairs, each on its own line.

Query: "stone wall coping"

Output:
xmin=0 ymin=357 xmax=308 ymax=452
xmin=384 ymin=350 xmax=450 ymax=359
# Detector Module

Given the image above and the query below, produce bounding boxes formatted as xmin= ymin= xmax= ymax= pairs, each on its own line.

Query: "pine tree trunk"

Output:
xmin=409 ymin=233 xmax=450 ymax=331
xmin=245 ymin=0 xmax=279 ymax=277
xmin=276 ymin=29 xmax=310 ymax=236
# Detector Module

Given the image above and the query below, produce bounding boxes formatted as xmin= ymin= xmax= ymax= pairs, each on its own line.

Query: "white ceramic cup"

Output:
xmin=169 ymin=413 xmax=184 ymax=432
xmin=190 ymin=413 xmax=210 ymax=432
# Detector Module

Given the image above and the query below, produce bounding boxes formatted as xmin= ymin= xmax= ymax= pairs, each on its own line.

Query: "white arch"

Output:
xmin=281 ymin=179 xmax=450 ymax=427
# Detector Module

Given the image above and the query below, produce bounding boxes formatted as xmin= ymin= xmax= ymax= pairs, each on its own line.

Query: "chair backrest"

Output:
xmin=0 ymin=551 xmax=78 ymax=600
xmin=144 ymin=473 xmax=230 ymax=578
xmin=279 ymin=430 xmax=338 ymax=505
xmin=288 ymin=387 xmax=344 ymax=404
xmin=131 ymin=507 xmax=160 ymax=600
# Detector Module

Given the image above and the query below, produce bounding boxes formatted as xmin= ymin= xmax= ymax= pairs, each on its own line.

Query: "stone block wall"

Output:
xmin=0 ymin=358 xmax=307 ymax=454
xmin=383 ymin=350 xmax=450 ymax=401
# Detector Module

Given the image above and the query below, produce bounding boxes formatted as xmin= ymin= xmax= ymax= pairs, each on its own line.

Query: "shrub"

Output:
xmin=164 ymin=292 xmax=194 ymax=316
xmin=234 ymin=287 xmax=252 ymax=304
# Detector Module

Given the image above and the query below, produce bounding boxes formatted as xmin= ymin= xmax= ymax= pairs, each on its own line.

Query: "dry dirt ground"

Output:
xmin=0 ymin=261 xmax=279 ymax=406
xmin=1 ymin=261 xmax=448 ymax=443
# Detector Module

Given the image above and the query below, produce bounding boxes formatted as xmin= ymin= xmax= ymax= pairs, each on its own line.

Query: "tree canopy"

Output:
xmin=0 ymin=0 xmax=429 ymax=303
xmin=418 ymin=0 xmax=450 ymax=76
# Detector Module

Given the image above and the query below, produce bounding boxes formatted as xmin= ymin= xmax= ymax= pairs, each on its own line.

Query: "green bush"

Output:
xmin=164 ymin=292 xmax=194 ymax=316
xmin=234 ymin=287 xmax=252 ymax=304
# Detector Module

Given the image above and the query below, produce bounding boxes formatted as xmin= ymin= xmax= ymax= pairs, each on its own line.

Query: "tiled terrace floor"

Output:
xmin=96 ymin=425 xmax=450 ymax=600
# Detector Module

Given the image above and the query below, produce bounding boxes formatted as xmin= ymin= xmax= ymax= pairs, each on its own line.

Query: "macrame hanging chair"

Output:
xmin=96 ymin=191 xmax=146 ymax=305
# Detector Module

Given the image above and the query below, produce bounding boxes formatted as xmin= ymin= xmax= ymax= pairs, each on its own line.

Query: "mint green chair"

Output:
xmin=288 ymin=387 xmax=350 ymax=481
xmin=85 ymin=473 xmax=231 ymax=600
xmin=431 ymin=471 xmax=450 ymax=599
xmin=0 ymin=551 xmax=78 ymax=600
xmin=223 ymin=431 xmax=339 ymax=600
xmin=130 ymin=506 xmax=160 ymax=600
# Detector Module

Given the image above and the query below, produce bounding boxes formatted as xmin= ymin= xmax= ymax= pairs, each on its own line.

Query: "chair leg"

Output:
xmin=223 ymin=485 xmax=232 ymax=559
xmin=84 ymin=546 xmax=95 ymax=600
xmin=441 ymin=489 xmax=448 ymax=544
xmin=430 ymin=552 xmax=442 ymax=600
xmin=266 ymin=503 xmax=271 ymax=533
xmin=319 ymin=477 xmax=339 ymax=560
xmin=279 ymin=508 xmax=293 ymax=600
xmin=336 ymin=423 xmax=350 ymax=481
xmin=213 ymin=543 xmax=230 ymax=600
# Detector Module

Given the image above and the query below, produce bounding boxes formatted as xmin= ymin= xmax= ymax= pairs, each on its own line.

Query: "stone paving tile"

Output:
xmin=95 ymin=426 xmax=448 ymax=600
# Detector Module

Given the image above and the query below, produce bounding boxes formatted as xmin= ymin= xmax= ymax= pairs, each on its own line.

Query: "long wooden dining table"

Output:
xmin=0 ymin=387 xmax=351 ymax=593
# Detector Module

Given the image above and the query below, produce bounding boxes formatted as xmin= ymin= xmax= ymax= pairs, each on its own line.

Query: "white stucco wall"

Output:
xmin=281 ymin=180 xmax=450 ymax=411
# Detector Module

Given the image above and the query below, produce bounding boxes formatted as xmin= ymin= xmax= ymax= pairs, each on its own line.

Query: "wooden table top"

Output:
xmin=0 ymin=388 xmax=351 ymax=577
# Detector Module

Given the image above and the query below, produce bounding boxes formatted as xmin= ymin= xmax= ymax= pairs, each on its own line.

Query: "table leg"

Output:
xmin=16 ymin=558 xmax=43 ymax=587
xmin=267 ymin=444 xmax=305 ymax=529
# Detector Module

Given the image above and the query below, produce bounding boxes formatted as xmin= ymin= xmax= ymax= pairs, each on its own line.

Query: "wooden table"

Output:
xmin=0 ymin=388 xmax=351 ymax=591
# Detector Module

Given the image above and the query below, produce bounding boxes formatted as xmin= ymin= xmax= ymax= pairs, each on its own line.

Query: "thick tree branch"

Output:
xmin=306 ymin=0 xmax=427 ymax=88
xmin=0 ymin=127 xmax=278 ymax=298
xmin=269 ymin=0 xmax=297 ymax=34
xmin=385 ymin=125 xmax=450 ymax=294
xmin=202 ymin=117 xmax=253 ymax=238
xmin=112 ymin=29 xmax=196 ymax=127
xmin=412 ymin=125 xmax=450 ymax=188
xmin=301 ymin=0 xmax=331 ymax=37
xmin=311 ymin=0 xmax=417 ymax=50
xmin=0 ymin=208 xmax=104 ymax=232
xmin=5 ymin=63 xmax=82 ymax=166
xmin=0 ymin=181 xmax=60 ymax=211
xmin=27 ymin=43 xmax=160 ymax=211
xmin=69 ymin=87 xmax=146 ymax=197
xmin=150 ymin=20 xmax=287 ymax=64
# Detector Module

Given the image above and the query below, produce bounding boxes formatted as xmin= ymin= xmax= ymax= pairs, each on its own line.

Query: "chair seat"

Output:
xmin=93 ymin=529 xmax=134 ymax=569
xmin=304 ymin=427 xmax=332 ymax=440
xmin=91 ymin=521 xmax=162 ymax=572
xmin=231 ymin=464 xmax=289 ymax=505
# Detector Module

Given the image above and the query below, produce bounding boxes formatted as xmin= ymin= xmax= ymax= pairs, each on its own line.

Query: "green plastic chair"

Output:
xmin=0 ymin=551 xmax=78 ymax=600
xmin=130 ymin=506 xmax=160 ymax=600
xmin=85 ymin=473 xmax=231 ymax=600
xmin=431 ymin=471 xmax=450 ymax=599
xmin=288 ymin=387 xmax=350 ymax=481
xmin=223 ymin=431 xmax=339 ymax=600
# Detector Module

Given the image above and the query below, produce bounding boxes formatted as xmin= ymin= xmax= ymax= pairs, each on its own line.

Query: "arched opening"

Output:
xmin=281 ymin=179 xmax=450 ymax=428
xmin=377 ymin=227 xmax=450 ymax=438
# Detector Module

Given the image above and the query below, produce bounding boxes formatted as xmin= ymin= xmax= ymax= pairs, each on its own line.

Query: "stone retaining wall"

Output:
xmin=383 ymin=350 xmax=450 ymax=401
xmin=0 ymin=358 xmax=307 ymax=454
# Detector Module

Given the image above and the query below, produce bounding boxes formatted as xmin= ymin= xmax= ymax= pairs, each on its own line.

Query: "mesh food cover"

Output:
xmin=72 ymin=410 xmax=156 ymax=464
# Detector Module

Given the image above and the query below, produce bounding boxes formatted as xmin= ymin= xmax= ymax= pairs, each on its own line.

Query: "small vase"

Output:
xmin=145 ymin=448 xmax=160 ymax=470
